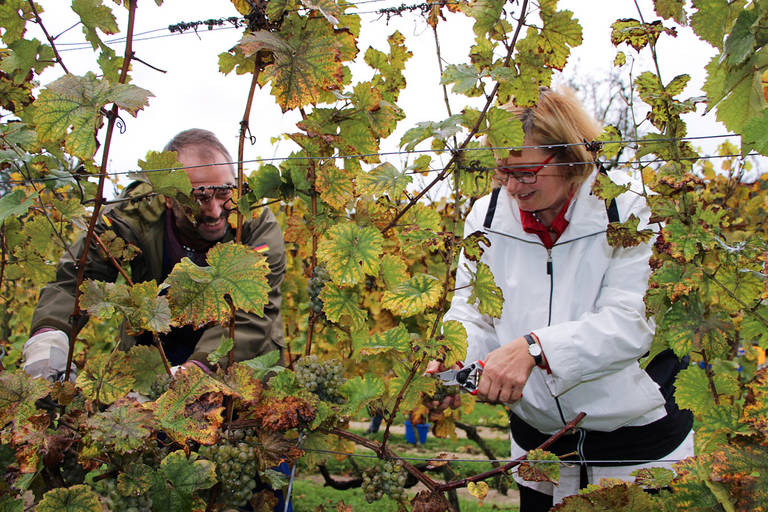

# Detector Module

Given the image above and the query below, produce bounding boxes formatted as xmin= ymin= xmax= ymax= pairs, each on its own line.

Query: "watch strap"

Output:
xmin=524 ymin=333 xmax=544 ymax=367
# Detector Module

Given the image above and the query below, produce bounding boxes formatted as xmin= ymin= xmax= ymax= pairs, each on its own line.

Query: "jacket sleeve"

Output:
xmin=535 ymin=192 xmax=656 ymax=397
xmin=30 ymin=219 xmax=124 ymax=336
xmin=188 ymin=208 xmax=286 ymax=365
xmin=442 ymin=196 xmax=501 ymax=364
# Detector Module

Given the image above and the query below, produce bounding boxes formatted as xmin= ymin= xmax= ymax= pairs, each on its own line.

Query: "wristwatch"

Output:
xmin=524 ymin=334 xmax=543 ymax=367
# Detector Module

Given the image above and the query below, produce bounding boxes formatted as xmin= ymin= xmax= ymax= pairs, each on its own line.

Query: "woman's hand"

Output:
xmin=425 ymin=360 xmax=462 ymax=410
xmin=476 ymin=336 xmax=536 ymax=403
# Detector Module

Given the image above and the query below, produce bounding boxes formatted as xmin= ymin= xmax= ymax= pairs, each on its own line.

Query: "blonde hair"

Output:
xmin=501 ymin=87 xmax=602 ymax=184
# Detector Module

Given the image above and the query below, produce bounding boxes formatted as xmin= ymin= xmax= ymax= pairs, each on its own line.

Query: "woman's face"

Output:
xmin=495 ymin=143 xmax=574 ymax=216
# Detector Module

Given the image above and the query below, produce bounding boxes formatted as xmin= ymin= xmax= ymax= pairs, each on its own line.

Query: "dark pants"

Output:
xmin=518 ymin=485 xmax=553 ymax=512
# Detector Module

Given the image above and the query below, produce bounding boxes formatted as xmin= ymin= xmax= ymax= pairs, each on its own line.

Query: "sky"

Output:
xmin=28 ymin=0 xmax=753 ymax=190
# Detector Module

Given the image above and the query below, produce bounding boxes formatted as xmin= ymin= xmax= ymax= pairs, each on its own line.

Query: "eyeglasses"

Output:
xmin=494 ymin=154 xmax=556 ymax=185
xmin=190 ymin=185 xmax=235 ymax=204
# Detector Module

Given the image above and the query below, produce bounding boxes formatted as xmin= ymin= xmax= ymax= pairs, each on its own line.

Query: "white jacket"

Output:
xmin=444 ymin=169 xmax=667 ymax=433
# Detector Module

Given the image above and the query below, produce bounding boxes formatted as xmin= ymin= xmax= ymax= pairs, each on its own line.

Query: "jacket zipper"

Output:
xmin=547 ymin=246 xmax=570 ymax=426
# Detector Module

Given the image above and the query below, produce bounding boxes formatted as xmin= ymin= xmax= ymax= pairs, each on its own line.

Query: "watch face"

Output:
xmin=528 ymin=343 xmax=543 ymax=357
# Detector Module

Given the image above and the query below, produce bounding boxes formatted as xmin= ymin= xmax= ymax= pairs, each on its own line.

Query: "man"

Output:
xmin=23 ymin=128 xmax=286 ymax=379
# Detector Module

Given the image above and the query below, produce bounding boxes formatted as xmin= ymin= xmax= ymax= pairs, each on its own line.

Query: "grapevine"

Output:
xmin=198 ymin=429 xmax=261 ymax=509
xmin=306 ymin=265 xmax=330 ymax=316
xmin=294 ymin=355 xmax=346 ymax=404
xmin=95 ymin=478 xmax=153 ymax=512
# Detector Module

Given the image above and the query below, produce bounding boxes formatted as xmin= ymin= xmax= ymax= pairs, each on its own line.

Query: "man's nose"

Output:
xmin=200 ymin=198 xmax=225 ymax=219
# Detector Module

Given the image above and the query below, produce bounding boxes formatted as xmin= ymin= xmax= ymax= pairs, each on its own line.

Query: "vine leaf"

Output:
xmin=742 ymin=367 xmax=768 ymax=438
xmin=357 ymin=162 xmax=412 ymax=199
xmin=381 ymin=273 xmax=443 ymax=317
xmin=148 ymin=450 xmax=217 ymax=512
xmin=145 ymin=365 xmax=235 ymax=444
xmin=433 ymin=320 xmax=467 ymax=368
xmin=319 ymin=284 xmax=367 ymax=329
xmin=467 ymin=481 xmax=489 ymax=503
xmin=80 ymin=279 xmax=171 ymax=335
xmin=132 ymin=150 xmax=193 ymax=206
xmin=465 ymin=0 xmax=504 ymax=37
xmin=519 ymin=449 xmax=561 ymax=483
xmin=485 ymin=107 xmax=524 ymax=160
xmin=654 ymin=0 xmax=687 ymax=25
xmin=126 ymin=346 xmax=166 ymax=396
xmin=238 ymin=16 xmax=351 ymax=111
xmin=690 ymin=0 xmax=737 ymax=50
xmin=355 ymin=324 xmax=410 ymax=355
xmin=35 ymin=484 xmax=102 ymax=512
xmin=467 ymin=262 xmax=503 ymax=318
xmin=166 ymin=243 xmax=271 ymax=327
xmin=299 ymin=0 xmax=342 ymax=25
xmin=207 ymin=336 xmax=234 ymax=366
xmin=631 ymin=466 xmax=675 ymax=489
xmin=400 ymin=115 xmax=463 ymax=152
xmin=317 ymin=223 xmax=383 ymax=286
xmin=316 ymin=162 xmax=353 ymax=210
xmin=76 ymin=352 xmax=135 ymax=405
xmin=610 ymin=18 xmax=677 ymax=52
xmin=605 ymin=214 xmax=654 ymax=248
xmin=34 ymin=72 xmax=153 ymax=159
xmin=0 ymin=38 xmax=55 ymax=82
xmin=341 ymin=376 xmax=384 ymax=414
xmin=440 ymin=63 xmax=483 ymax=96
xmin=379 ymin=253 xmax=409 ymax=289
xmin=538 ymin=5 xmax=583 ymax=70
xmin=460 ymin=231 xmax=491 ymax=262
xmin=591 ymin=173 xmax=630 ymax=205
xmin=240 ymin=350 xmax=285 ymax=381
xmin=709 ymin=440 xmax=768 ymax=511
xmin=86 ymin=398 xmax=155 ymax=454
xmin=224 ymin=363 xmax=263 ymax=406
xmin=742 ymin=109 xmax=768 ymax=156
xmin=117 ymin=463 xmax=154 ymax=497
xmin=553 ymin=482 xmax=658 ymax=511
xmin=72 ymin=0 xmax=118 ymax=50
xmin=388 ymin=366 xmax=435 ymax=412
xmin=0 ymin=189 xmax=36 ymax=222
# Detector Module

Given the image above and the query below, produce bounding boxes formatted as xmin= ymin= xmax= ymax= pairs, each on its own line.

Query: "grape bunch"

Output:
xmin=60 ymin=451 xmax=86 ymax=486
xmin=96 ymin=478 xmax=152 ymax=512
xmin=306 ymin=266 xmax=330 ymax=314
xmin=361 ymin=459 xmax=407 ymax=503
xmin=294 ymin=355 xmax=346 ymax=404
xmin=198 ymin=429 xmax=260 ymax=508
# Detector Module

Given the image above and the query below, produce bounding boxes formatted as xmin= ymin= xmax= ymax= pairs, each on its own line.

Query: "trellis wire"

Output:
xmin=283 ymin=431 xmax=305 ymax=512
xmin=0 ymin=135 xmax=752 ymax=186
xmin=300 ymin=447 xmax=685 ymax=466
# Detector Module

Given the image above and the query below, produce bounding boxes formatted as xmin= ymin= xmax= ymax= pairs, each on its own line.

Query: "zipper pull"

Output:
xmin=546 ymin=248 xmax=552 ymax=275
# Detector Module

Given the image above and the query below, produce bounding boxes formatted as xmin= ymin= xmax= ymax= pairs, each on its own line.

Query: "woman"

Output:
xmin=441 ymin=87 xmax=693 ymax=509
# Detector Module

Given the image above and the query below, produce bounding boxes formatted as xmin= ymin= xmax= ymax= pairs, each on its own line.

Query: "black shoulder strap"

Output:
xmin=483 ymin=187 xmax=501 ymax=229
xmin=598 ymin=161 xmax=620 ymax=223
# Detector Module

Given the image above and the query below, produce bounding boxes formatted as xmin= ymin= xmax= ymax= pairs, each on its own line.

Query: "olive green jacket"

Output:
xmin=30 ymin=182 xmax=286 ymax=365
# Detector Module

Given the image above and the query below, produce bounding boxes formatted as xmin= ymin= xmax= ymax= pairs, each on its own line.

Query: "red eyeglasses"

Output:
xmin=494 ymin=154 xmax=556 ymax=185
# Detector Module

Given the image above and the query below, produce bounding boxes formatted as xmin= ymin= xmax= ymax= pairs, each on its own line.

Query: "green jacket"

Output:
xmin=30 ymin=182 xmax=286 ymax=364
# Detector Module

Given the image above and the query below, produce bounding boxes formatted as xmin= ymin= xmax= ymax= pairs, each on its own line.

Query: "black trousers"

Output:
xmin=518 ymin=485 xmax=553 ymax=512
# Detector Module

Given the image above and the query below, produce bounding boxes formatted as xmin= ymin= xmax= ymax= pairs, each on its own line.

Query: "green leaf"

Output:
xmin=34 ymin=72 xmax=153 ymax=159
xmin=80 ymin=279 xmax=171 ymax=334
xmin=388 ymin=366 xmax=435 ymax=412
xmin=631 ymin=466 xmax=675 ymax=489
xmin=36 ymin=485 xmax=101 ymax=512
xmin=379 ymin=253 xmax=409 ymax=289
xmin=319 ymin=284 xmax=367 ymax=329
xmin=724 ymin=9 xmax=756 ymax=67
xmin=485 ymin=107 xmax=524 ymax=160
xmin=166 ymin=243 xmax=271 ymax=327
xmin=149 ymin=450 xmax=217 ymax=512
xmin=519 ymin=449 xmax=560 ymax=483
xmin=467 ymin=0 xmax=504 ymax=37
xmin=606 ymin=214 xmax=654 ymax=249
xmin=87 ymin=398 xmax=155 ymax=453
xmin=218 ymin=47 xmax=256 ymax=76
xmin=126 ymin=345 xmax=166 ymax=396
xmin=0 ymin=189 xmax=36 ymax=222
xmin=690 ymin=0 xmax=733 ymax=49
xmin=239 ymin=17 xmax=350 ymax=111
xmin=364 ymin=31 xmax=412 ymax=103
xmin=317 ymin=223 xmax=383 ymax=287
xmin=741 ymin=107 xmax=768 ymax=156
xmin=132 ymin=150 xmax=192 ymax=204
xmin=0 ymin=39 xmax=55 ymax=83
xmin=675 ymin=365 xmax=713 ymax=417
xmin=460 ymin=231 xmax=491 ymax=262
xmin=72 ymin=0 xmax=118 ymax=50
xmin=538 ymin=8 xmax=583 ymax=70
xmin=207 ymin=336 xmax=234 ymax=365
xmin=610 ymin=18 xmax=677 ymax=52
xmin=400 ymin=115 xmax=463 ymax=151
xmin=467 ymin=262 xmax=503 ymax=318
xmin=357 ymin=162 xmax=412 ymax=199
xmin=299 ymin=0 xmax=342 ymax=25
xmin=316 ymin=162 xmax=353 ymax=210
xmin=116 ymin=463 xmax=154 ymax=497
xmin=557 ymin=482 xmax=659 ymax=511
xmin=341 ymin=376 xmax=384 ymax=414
xmin=381 ymin=273 xmax=443 ymax=317
xmin=247 ymin=163 xmax=291 ymax=202
xmin=240 ymin=350 xmax=284 ymax=380
xmin=0 ymin=0 xmax=33 ymax=45
xmin=440 ymin=63 xmax=483 ymax=95
xmin=96 ymin=47 xmax=124 ymax=82
xmin=434 ymin=320 xmax=468 ymax=368
xmin=355 ymin=324 xmax=410 ymax=355
xmin=654 ymin=0 xmax=687 ymax=25
xmin=76 ymin=352 xmax=135 ymax=405
xmin=713 ymin=66 xmax=766 ymax=134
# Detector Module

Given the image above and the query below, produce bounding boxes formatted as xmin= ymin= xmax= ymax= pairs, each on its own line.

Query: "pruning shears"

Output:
xmin=434 ymin=360 xmax=485 ymax=394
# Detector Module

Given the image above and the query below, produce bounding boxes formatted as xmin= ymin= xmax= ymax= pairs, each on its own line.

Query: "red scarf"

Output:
xmin=520 ymin=198 xmax=572 ymax=249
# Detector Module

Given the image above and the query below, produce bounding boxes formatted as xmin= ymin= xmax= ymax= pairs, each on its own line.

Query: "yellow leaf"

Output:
xmin=467 ymin=481 xmax=489 ymax=502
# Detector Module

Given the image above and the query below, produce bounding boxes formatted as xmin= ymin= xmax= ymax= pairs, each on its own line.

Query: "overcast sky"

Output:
xmin=30 ymin=0 xmax=751 ymax=189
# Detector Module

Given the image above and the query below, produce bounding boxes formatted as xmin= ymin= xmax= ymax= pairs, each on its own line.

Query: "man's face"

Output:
xmin=166 ymin=147 xmax=235 ymax=243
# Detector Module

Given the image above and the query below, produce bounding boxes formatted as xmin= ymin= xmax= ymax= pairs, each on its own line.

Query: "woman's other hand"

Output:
xmin=477 ymin=336 xmax=535 ymax=403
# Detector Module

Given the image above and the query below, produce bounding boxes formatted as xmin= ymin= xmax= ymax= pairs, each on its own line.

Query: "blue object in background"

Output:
xmin=404 ymin=420 xmax=417 ymax=444
xmin=416 ymin=423 xmax=430 ymax=444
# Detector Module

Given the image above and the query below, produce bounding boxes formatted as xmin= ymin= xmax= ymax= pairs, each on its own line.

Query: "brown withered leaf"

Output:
xmin=250 ymin=490 xmax=279 ymax=512
xmin=255 ymin=430 xmax=303 ymax=470
xmin=253 ymin=396 xmax=316 ymax=431
xmin=426 ymin=452 xmax=457 ymax=469
xmin=411 ymin=490 xmax=451 ymax=512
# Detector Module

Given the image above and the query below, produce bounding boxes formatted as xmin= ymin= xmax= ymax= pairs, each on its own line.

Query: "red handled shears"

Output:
xmin=434 ymin=360 xmax=484 ymax=394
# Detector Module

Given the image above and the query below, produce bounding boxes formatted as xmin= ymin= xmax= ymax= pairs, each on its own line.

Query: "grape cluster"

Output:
xmin=361 ymin=459 xmax=407 ymax=503
xmin=306 ymin=266 xmax=330 ymax=314
xmin=60 ymin=451 xmax=86 ymax=486
xmin=294 ymin=355 xmax=345 ymax=403
xmin=97 ymin=478 xmax=152 ymax=512
xmin=198 ymin=429 xmax=260 ymax=508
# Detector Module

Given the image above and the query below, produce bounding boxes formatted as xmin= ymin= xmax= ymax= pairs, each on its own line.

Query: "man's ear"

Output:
xmin=164 ymin=195 xmax=173 ymax=209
